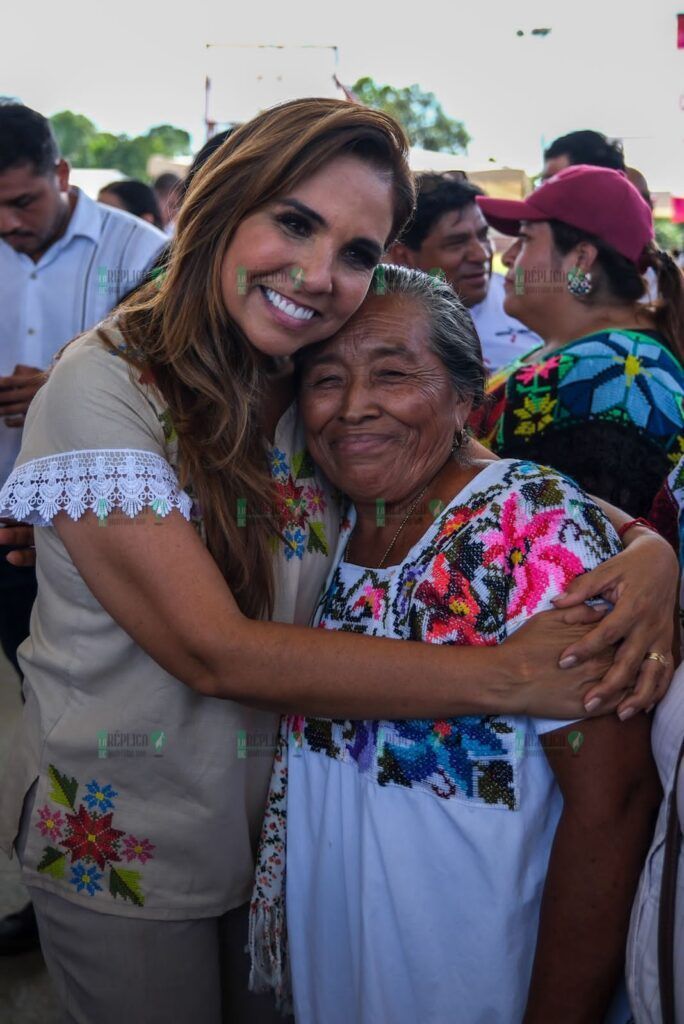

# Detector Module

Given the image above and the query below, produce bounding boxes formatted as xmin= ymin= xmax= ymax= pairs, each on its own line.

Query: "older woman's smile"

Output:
xmin=298 ymin=283 xmax=485 ymax=524
xmin=331 ymin=431 xmax=398 ymax=456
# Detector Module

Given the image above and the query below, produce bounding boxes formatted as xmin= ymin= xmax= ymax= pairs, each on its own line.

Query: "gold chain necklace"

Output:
xmin=344 ymin=484 xmax=429 ymax=569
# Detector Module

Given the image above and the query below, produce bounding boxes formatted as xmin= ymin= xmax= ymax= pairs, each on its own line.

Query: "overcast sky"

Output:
xmin=3 ymin=0 xmax=683 ymax=191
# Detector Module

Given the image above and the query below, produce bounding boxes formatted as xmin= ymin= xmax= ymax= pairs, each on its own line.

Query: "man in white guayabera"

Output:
xmin=388 ymin=172 xmax=542 ymax=372
xmin=0 ymin=102 xmax=165 ymax=955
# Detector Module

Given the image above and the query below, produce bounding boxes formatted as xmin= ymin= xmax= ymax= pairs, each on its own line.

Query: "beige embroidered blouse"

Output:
xmin=0 ymin=325 xmax=338 ymax=919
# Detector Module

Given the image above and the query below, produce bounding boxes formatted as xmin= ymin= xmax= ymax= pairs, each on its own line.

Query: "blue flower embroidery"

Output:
xmin=268 ymin=447 xmax=289 ymax=481
xmin=283 ymin=526 xmax=306 ymax=561
xmin=560 ymin=334 xmax=684 ymax=436
xmin=83 ymin=781 xmax=118 ymax=813
xmin=379 ymin=716 xmax=513 ymax=805
xmin=69 ymin=863 xmax=104 ymax=896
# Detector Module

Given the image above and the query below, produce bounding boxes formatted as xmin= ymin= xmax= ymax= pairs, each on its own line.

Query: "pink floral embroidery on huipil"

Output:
xmin=303 ymin=484 xmax=327 ymax=515
xmin=515 ymin=355 xmax=561 ymax=386
xmin=352 ymin=583 xmax=386 ymax=621
xmin=482 ymin=493 xmax=584 ymax=618
xmin=35 ymin=805 xmax=66 ymax=840
xmin=122 ymin=836 xmax=156 ymax=864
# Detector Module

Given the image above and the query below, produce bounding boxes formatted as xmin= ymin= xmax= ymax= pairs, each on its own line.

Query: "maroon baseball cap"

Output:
xmin=476 ymin=164 xmax=654 ymax=264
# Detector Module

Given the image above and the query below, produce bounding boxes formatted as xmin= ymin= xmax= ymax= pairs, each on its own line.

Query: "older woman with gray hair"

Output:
xmin=250 ymin=266 xmax=660 ymax=1024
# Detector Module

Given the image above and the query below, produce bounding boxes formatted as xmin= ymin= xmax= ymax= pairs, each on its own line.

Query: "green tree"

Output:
xmin=351 ymin=77 xmax=469 ymax=153
xmin=655 ymin=220 xmax=684 ymax=252
xmin=48 ymin=112 xmax=191 ymax=181
xmin=50 ymin=111 xmax=99 ymax=167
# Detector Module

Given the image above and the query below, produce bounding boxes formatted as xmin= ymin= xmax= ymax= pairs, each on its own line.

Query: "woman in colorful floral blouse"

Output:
xmin=0 ymin=103 xmax=674 ymax=1024
xmin=252 ymin=266 xmax=660 ymax=1024
xmin=472 ymin=164 xmax=684 ymax=517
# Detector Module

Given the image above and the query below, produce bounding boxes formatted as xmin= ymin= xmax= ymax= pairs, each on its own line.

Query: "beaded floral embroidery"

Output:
xmin=302 ymin=461 xmax=617 ymax=811
xmin=477 ymin=330 xmax=684 ymax=455
xmin=269 ymin=446 xmax=329 ymax=560
xmin=34 ymin=765 xmax=155 ymax=906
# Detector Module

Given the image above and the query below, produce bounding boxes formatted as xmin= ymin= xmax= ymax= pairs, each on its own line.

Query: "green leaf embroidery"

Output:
xmin=291 ymin=450 xmax=305 ymax=480
xmin=47 ymin=764 xmax=78 ymax=810
xmin=157 ymin=409 xmax=177 ymax=444
xmin=291 ymin=449 xmax=315 ymax=481
xmin=109 ymin=867 xmax=145 ymax=907
xmin=37 ymin=846 xmax=66 ymax=879
xmin=307 ymin=520 xmax=329 ymax=556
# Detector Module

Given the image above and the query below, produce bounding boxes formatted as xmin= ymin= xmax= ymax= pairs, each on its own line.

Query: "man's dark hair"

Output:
xmin=101 ymin=179 xmax=164 ymax=231
xmin=544 ymin=130 xmax=625 ymax=171
xmin=153 ymin=172 xmax=181 ymax=194
xmin=399 ymin=174 xmax=484 ymax=250
xmin=0 ymin=102 xmax=59 ymax=175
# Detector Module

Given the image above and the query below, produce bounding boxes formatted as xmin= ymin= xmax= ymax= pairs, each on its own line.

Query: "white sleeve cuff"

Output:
xmin=0 ymin=449 xmax=193 ymax=526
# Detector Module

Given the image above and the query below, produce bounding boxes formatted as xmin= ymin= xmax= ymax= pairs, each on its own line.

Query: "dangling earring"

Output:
xmin=451 ymin=429 xmax=467 ymax=456
xmin=567 ymin=265 xmax=592 ymax=296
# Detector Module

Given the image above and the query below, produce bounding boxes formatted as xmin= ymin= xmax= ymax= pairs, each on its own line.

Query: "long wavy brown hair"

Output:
xmin=112 ymin=98 xmax=414 ymax=619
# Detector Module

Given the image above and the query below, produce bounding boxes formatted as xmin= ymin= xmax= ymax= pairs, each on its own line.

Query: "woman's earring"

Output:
xmin=451 ymin=429 xmax=467 ymax=456
xmin=567 ymin=266 xmax=593 ymax=296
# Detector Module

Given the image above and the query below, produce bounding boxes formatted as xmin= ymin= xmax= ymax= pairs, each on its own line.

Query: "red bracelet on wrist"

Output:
xmin=617 ymin=517 xmax=657 ymax=541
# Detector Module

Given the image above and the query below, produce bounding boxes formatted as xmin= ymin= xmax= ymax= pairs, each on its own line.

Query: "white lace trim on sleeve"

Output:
xmin=0 ymin=449 xmax=193 ymax=526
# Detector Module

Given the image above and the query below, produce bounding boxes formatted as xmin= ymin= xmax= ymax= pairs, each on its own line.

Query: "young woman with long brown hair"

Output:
xmin=0 ymin=100 xmax=674 ymax=1024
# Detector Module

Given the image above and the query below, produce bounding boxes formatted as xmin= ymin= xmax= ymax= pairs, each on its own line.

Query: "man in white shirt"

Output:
xmin=0 ymin=102 xmax=165 ymax=953
xmin=387 ymin=173 xmax=541 ymax=372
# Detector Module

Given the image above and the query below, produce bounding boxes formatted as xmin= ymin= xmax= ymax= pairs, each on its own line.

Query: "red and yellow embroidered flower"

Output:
xmin=274 ymin=475 xmax=308 ymax=529
xmin=515 ymin=355 xmax=561 ymax=387
xmin=352 ymin=584 xmax=386 ymax=621
xmin=436 ymin=504 xmax=482 ymax=542
xmin=414 ymin=553 xmax=485 ymax=645
xmin=482 ymin=493 xmax=583 ymax=618
xmin=61 ymin=805 xmax=125 ymax=870
xmin=122 ymin=835 xmax=155 ymax=864
xmin=35 ymin=805 xmax=65 ymax=840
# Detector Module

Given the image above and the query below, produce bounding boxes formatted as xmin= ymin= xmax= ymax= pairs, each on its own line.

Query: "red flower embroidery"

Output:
xmin=61 ymin=805 xmax=125 ymax=870
xmin=414 ymin=552 xmax=487 ymax=645
xmin=436 ymin=504 xmax=482 ymax=543
xmin=274 ymin=475 xmax=308 ymax=529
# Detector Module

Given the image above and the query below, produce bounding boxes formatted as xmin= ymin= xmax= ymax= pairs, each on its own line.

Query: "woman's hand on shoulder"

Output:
xmin=551 ymin=529 xmax=677 ymax=718
xmin=502 ymin=603 xmax=616 ymax=719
